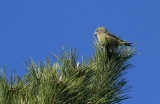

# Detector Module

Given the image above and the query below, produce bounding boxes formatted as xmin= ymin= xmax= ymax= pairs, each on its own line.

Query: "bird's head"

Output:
xmin=93 ymin=26 xmax=108 ymax=36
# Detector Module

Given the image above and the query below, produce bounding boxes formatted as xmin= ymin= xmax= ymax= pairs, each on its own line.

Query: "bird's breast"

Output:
xmin=97 ymin=34 xmax=106 ymax=43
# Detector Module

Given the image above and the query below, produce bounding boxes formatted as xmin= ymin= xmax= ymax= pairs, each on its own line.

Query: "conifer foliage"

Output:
xmin=0 ymin=41 xmax=136 ymax=104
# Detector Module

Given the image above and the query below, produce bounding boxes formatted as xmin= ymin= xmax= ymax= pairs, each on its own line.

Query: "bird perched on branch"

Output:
xmin=93 ymin=27 xmax=132 ymax=48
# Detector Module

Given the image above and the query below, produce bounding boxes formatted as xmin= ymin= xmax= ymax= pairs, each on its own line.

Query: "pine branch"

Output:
xmin=0 ymin=40 xmax=137 ymax=104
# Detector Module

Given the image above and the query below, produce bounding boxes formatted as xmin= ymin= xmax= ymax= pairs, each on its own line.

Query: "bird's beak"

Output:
xmin=93 ymin=32 xmax=97 ymax=36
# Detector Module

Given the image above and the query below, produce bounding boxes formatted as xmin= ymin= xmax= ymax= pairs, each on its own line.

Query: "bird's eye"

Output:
xmin=96 ymin=30 xmax=99 ymax=32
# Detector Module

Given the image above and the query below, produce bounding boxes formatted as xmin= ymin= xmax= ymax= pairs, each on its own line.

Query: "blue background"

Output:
xmin=0 ymin=0 xmax=159 ymax=104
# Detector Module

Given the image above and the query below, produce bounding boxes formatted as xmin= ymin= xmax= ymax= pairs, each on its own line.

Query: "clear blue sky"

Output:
xmin=0 ymin=0 xmax=159 ymax=104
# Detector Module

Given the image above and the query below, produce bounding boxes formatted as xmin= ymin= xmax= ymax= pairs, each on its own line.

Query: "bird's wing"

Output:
xmin=106 ymin=32 xmax=124 ymax=42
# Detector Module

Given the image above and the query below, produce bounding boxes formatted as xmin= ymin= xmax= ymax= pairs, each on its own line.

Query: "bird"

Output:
xmin=93 ymin=26 xmax=132 ymax=48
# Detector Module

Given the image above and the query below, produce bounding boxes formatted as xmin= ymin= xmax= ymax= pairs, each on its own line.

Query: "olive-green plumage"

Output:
xmin=93 ymin=27 xmax=131 ymax=48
